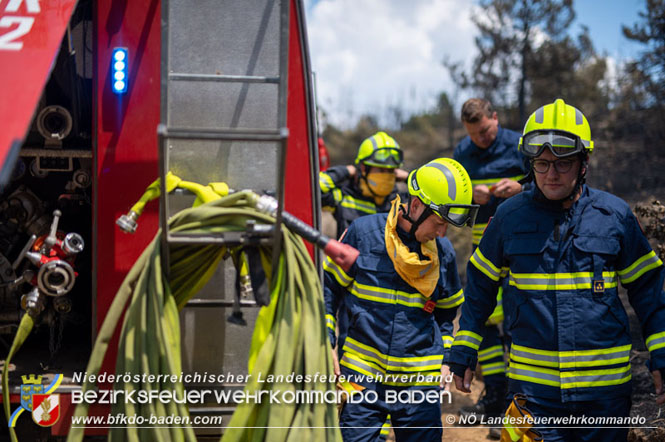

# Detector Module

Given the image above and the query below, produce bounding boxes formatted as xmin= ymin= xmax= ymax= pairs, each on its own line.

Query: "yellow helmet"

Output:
xmin=354 ymin=131 xmax=403 ymax=168
xmin=407 ymin=158 xmax=478 ymax=227
xmin=519 ymin=98 xmax=594 ymax=158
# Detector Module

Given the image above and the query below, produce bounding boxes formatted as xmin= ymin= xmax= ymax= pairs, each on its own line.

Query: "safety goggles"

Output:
xmin=521 ymin=130 xmax=587 ymax=158
xmin=360 ymin=148 xmax=403 ymax=167
xmin=428 ymin=203 xmax=480 ymax=228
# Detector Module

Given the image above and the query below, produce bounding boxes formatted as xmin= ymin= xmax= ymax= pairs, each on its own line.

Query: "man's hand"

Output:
xmin=453 ymin=367 xmax=474 ymax=393
xmin=491 ymin=178 xmax=522 ymax=199
xmin=346 ymin=165 xmax=357 ymax=177
xmin=395 ymin=168 xmax=409 ymax=182
xmin=652 ymin=369 xmax=665 ymax=405
xmin=440 ymin=364 xmax=452 ymax=391
xmin=331 ymin=347 xmax=341 ymax=377
xmin=473 ymin=185 xmax=491 ymax=205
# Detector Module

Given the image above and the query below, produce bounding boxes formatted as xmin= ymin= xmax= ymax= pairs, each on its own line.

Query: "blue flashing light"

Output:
xmin=111 ymin=48 xmax=128 ymax=94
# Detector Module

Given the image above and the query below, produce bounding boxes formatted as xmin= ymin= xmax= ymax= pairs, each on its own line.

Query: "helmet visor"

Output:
xmin=430 ymin=203 xmax=480 ymax=228
xmin=361 ymin=148 xmax=403 ymax=167
xmin=522 ymin=130 xmax=583 ymax=158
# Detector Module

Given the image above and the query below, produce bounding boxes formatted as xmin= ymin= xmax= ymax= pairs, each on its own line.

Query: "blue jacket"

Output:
xmin=324 ymin=213 xmax=464 ymax=389
xmin=449 ymin=185 xmax=665 ymax=401
xmin=454 ymin=127 xmax=528 ymax=245
xmin=319 ymin=165 xmax=399 ymax=239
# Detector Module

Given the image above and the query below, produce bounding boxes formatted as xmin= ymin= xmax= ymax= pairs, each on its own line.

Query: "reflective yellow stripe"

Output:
xmin=471 ymin=175 xmax=525 ymax=186
xmin=452 ymin=330 xmax=483 ymax=350
xmin=504 ymin=422 xmax=521 ymax=441
xmin=481 ymin=361 xmax=506 ymax=376
xmin=559 ymin=365 xmax=631 ymax=388
xmin=472 ymin=223 xmax=487 ymax=245
xmin=340 ymin=353 xmax=440 ymax=387
xmin=486 ymin=287 xmax=504 ymax=325
xmin=343 ymin=336 xmax=442 ymax=372
xmin=380 ymin=418 xmax=391 ymax=436
xmin=509 ymin=271 xmax=618 ymax=290
xmin=508 ymin=362 xmax=561 ymax=387
xmin=340 ymin=195 xmax=376 ymax=214
xmin=618 ymin=251 xmax=662 ymax=284
xmin=646 ymin=331 xmax=665 ymax=352
xmin=319 ymin=172 xmax=335 ymax=192
xmin=323 ymin=256 xmax=353 ymax=287
xmin=332 ymin=188 xmax=343 ymax=203
xmin=442 ymin=335 xmax=454 ymax=349
xmin=326 ymin=314 xmax=336 ymax=332
xmin=478 ymin=345 xmax=504 ymax=362
xmin=349 ymin=281 xmax=429 ymax=309
xmin=436 ymin=289 xmax=464 ymax=309
xmin=510 ymin=343 xmax=631 ymax=369
xmin=470 ymin=248 xmax=501 ymax=281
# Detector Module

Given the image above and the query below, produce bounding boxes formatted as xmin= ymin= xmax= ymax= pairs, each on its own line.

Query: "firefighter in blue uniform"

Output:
xmin=324 ymin=158 xmax=479 ymax=441
xmin=320 ymin=131 xmax=407 ymax=239
xmin=454 ymin=98 xmax=529 ymax=425
xmin=449 ymin=99 xmax=665 ymax=441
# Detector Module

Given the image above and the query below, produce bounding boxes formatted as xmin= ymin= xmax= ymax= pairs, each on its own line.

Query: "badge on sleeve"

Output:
xmin=423 ymin=300 xmax=436 ymax=313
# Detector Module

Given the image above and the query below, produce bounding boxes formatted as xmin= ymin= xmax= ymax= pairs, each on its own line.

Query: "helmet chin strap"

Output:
xmin=399 ymin=194 xmax=433 ymax=236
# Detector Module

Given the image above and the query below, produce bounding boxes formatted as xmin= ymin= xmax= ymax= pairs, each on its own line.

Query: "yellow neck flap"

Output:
xmin=384 ymin=195 xmax=440 ymax=297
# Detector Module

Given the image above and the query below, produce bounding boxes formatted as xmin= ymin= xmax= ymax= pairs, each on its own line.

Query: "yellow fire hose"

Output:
xmin=60 ymin=189 xmax=341 ymax=442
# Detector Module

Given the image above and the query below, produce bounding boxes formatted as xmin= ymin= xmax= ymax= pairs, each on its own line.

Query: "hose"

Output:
xmin=65 ymin=190 xmax=340 ymax=442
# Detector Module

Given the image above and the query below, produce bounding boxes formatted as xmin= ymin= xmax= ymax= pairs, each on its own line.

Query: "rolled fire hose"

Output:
xmin=65 ymin=190 xmax=343 ymax=442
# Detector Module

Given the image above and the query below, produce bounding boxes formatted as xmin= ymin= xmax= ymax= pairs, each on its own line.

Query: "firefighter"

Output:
xmin=448 ymin=98 xmax=665 ymax=441
xmin=453 ymin=98 xmax=529 ymax=431
xmin=319 ymin=131 xmax=408 ymax=239
xmin=324 ymin=158 xmax=479 ymax=441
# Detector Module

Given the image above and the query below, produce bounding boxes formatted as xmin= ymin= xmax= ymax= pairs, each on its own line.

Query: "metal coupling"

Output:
xmin=255 ymin=194 xmax=278 ymax=217
xmin=21 ymin=287 xmax=45 ymax=317
xmin=116 ymin=210 xmax=139 ymax=234
xmin=62 ymin=232 xmax=85 ymax=255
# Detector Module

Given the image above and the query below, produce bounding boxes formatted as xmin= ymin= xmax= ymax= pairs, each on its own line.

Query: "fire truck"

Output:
xmin=0 ymin=0 xmax=320 ymax=438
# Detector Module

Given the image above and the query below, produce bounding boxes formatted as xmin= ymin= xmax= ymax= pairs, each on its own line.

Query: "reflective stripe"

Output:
xmin=436 ymin=289 xmax=464 ymax=309
xmin=343 ymin=336 xmax=442 ymax=372
xmin=510 ymin=343 xmax=631 ymax=368
xmin=508 ymin=362 xmax=632 ymax=389
xmin=559 ymin=345 xmax=631 ymax=368
xmin=349 ymin=281 xmax=429 ymax=309
xmin=618 ymin=251 xmax=663 ymax=284
xmin=470 ymin=248 xmax=501 ymax=281
xmin=332 ymin=188 xmax=343 ymax=203
xmin=559 ymin=365 xmax=632 ymax=388
xmin=472 ymin=223 xmax=487 ymax=245
xmin=508 ymin=362 xmax=561 ymax=387
xmin=380 ymin=418 xmax=390 ymax=436
xmin=340 ymin=195 xmax=376 ymax=214
xmin=319 ymin=172 xmax=335 ymax=192
xmin=452 ymin=330 xmax=483 ymax=350
xmin=326 ymin=314 xmax=336 ymax=332
xmin=442 ymin=335 xmax=453 ymax=349
xmin=509 ymin=271 xmax=617 ymax=290
xmin=646 ymin=331 xmax=665 ymax=352
xmin=504 ymin=422 xmax=521 ymax=441
xmin=425 ymin=162 xmax=457 ymax=200
xmin=323 ymin=256 xmax=353 ymax=287
xmin=340 ymin=353 xmax=440 ymax=387
xmin=510 ymin=344 xmax=559 ymax=368
xmin=470 ymin=175 xmax=525 ymax=186
xmin=340 ymin=353 xmax=384 ymax=379
xmin=481 ymin=362 xmax=506 ymax=376
xmin=478 ymin=345 xmax=504 ymax=362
